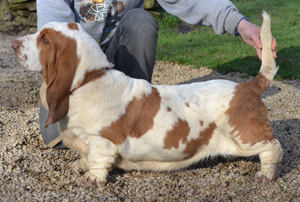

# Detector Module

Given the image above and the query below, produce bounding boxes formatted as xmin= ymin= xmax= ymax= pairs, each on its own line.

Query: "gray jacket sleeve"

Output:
xmin=37 ymin=0 xmax=75 ymax=30
xmin=157 ymin=0 xmax=245 ymax=35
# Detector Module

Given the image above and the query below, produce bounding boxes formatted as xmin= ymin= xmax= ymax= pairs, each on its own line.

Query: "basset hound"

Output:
xmin=12 ymin=12 xmax=282 ymax=187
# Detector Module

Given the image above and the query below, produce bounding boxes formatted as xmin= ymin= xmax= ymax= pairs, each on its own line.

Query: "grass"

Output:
xmin=154 ymin=0 xmax=300 ymax=80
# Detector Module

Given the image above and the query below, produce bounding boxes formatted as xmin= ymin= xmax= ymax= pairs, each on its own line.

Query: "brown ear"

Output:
xmin=38 ymin=29 xmax=79 ymax=128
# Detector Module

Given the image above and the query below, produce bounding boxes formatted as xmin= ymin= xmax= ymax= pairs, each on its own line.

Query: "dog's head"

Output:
xmin=12 ymin=22 xmax=113 ymax=127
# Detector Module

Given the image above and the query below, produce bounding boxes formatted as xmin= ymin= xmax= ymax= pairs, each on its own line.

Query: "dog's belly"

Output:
xmin=117 ymin=135 xmax=189 ymax=162
xmin=115 ymin=128 xmax=242 ymax=171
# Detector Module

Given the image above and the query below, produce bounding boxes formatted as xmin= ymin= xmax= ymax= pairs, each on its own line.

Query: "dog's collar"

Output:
xmin=70 ymin=68 xmax=108 ymax=95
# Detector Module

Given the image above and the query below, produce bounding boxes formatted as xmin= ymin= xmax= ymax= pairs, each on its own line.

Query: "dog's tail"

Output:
xmin=248 ymin=11 xmax=279 ymax=96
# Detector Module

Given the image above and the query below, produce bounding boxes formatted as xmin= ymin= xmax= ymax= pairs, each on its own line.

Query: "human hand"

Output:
xmin=237 ymin=19 xmax=277 ymax=60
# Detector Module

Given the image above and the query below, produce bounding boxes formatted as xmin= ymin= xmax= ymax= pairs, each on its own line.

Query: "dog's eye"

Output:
xmin=40 ymin=36 xmax=48 ymax=43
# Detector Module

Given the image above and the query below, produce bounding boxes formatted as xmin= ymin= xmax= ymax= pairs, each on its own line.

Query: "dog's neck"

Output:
xmin=70 ymin=67 xmax=109 ymax=95
xmin=70 ymin=35 xmax=113 ymax=95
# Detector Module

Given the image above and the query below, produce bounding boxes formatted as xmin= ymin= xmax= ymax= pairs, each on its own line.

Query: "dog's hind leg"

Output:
xmin=255 ymin=139 xmax=283 ymax=183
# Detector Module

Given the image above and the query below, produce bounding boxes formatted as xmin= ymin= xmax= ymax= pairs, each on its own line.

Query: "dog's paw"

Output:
xmin=255 ymin=171 xmax=276 ymax=183
xmin=84 ymin=172 xmax=107 ymax=188
xmin=70 ymin=159 xmax=88 ymax=174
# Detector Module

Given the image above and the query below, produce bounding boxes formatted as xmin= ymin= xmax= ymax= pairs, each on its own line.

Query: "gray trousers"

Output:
xmin=39 ymin=9 xmax=158 ymax=149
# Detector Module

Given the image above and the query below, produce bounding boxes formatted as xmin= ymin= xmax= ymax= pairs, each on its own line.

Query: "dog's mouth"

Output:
xmin=12 ymin=39 xmax=35 ymax=70
xmin=15 ymin=52 xmax=29 ymax=70
xmin=12 ymin=40 xmax=26 ymax=69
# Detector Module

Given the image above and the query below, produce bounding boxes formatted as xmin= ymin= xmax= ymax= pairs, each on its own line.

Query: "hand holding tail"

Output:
xmin=238 ymin=18 xmax=277 ymax=60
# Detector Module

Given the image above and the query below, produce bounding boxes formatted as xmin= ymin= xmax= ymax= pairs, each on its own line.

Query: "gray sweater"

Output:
xmin=37 ymin=0 xmax=244 ymax=45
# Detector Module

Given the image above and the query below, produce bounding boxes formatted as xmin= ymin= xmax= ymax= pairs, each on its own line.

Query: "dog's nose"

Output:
xmin=11 ymin=40 xmax=20 ymax=50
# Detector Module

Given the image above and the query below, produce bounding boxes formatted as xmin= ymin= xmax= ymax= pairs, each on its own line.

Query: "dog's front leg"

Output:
xmin=61 ymin=128 xmax=90 ymax=174
xmin=61 ymin=128 xmax=117 ymax=187
xmin=84 ymin=135 xmax=117 ymax=188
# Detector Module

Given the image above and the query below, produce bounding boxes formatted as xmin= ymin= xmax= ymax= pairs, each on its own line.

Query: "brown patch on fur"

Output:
xmin=37 ymin=28 xmax=80 ymax=127
xmin=186 ymin=103 xmax=190 ymax=107
xmin=200 ymin=121 xmax=204 ymax=126
xmin=99 ymin=87 xmax=161 ymax=145
xmin=167 ymin=107 xmax=172 ymax=112
xmin=68 ymin=23 xmax=79 ymax=30
xmin=225 ymin=81 xmax=274 ymax=147
xmin=243 ymin=73 xmax=270 ymax=97
xmin=164 ymin=119 xmax=190 ymax=150
xmin=24 ymin=54 xmax=28 ymax=61
xmin=270 ymin=139 xmax=277 ymax=145
xmin=70 ymin=69 xmax=107 ymax=95
xmin=183 ymin=122 xmax=217 ymax=159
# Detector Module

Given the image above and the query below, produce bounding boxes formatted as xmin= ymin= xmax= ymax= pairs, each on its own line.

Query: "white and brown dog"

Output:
xmin=12 ymin=12 xmax=282 ymax=187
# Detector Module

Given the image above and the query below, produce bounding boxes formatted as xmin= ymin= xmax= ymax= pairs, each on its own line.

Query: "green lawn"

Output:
xmin=155 ymin=0 xmax=300 ymax=80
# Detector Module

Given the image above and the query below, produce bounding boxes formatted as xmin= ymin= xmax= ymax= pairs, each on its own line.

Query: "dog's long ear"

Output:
xmin=38 ymin=29 xmax=79 ymax=128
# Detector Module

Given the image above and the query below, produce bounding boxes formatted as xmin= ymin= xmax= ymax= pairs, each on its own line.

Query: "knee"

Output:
xmin=119 ymin=9 xmax=158 ymax=36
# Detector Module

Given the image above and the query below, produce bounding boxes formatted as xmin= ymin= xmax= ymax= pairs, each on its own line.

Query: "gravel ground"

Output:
xmin=0 ymin=32 xmax=299 ymax=201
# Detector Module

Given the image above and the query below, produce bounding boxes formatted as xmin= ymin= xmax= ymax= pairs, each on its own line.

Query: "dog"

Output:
xmin=12 ymin=12 xmax=282 ymax=187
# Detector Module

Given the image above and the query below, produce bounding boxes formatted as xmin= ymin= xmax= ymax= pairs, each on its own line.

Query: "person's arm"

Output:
xmin=37 ymin=0 xmax=75 ymax=30
xmin=157 ymin=0 xmax=277 ymax=59
xmin=156 ymin=0 xmax=244 ymax=35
